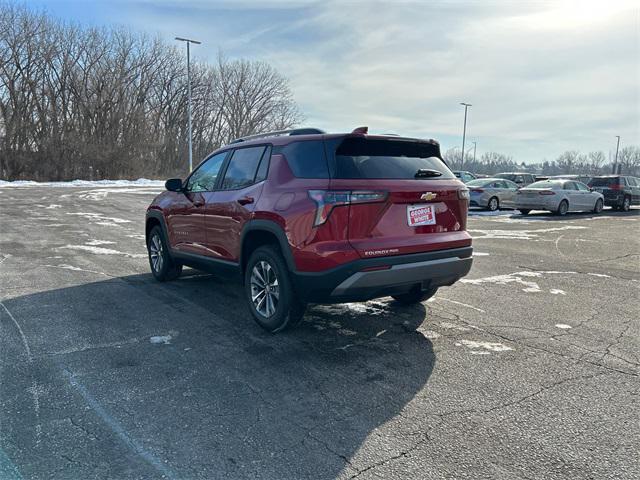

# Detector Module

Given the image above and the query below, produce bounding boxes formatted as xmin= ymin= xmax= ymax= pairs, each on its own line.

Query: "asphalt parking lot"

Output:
xmin=0 ymin=184 xmax=638 ymax=480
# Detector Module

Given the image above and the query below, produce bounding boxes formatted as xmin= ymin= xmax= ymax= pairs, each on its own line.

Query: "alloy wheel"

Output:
xmin=488 ymin=197 xmax=498 ymax=211
xmin=149 ymin=234 xmax=164 ymax=273
xmin=250 ymin=260 xmax=279 ymax=318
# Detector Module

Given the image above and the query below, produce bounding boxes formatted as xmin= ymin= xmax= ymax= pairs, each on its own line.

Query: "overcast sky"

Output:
xmin=27 ymin=0 xmax=639 ymax=163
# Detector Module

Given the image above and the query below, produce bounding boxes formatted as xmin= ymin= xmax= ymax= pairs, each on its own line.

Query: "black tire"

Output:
xmin=593 ymin=198 xmax=603 ymax=214
xmin=622 ymin=196 xmax=631 ymax=212
xmin=392 ymin=287 xmax=438 ymax=305
xmin=244 ymin=245 xmax=306 ymax=333
xmin=556 ymin=200 xmax=569 ymax=216
xmin=147 ymin=226 xmax=182 ymax=281
xmin=519 ymin=209 xmax=531 ymax=215
xmin=487 ymin=197 xmax=499 ymax=211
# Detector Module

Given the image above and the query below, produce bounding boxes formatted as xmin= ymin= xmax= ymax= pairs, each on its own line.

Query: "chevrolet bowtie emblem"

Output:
xmin=420 ymin=192 xmax=437 ymax=201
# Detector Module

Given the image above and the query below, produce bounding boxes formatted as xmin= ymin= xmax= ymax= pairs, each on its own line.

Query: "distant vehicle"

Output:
xmin=467 ymin=178 xmax=519 ymax=211
xmin=547 ymin=174 xmax=592 ymax=185
xmin=535 ymin=175 xmax=549 ymax=182
xmin=588 ymin=175 xmax=640 ymax=212
xmin=495 ymin=172 xmax=537 ymax=187
xmin=453 ymin=170 xmax=477 ymax=183
xmin=515 ymin=179 xmax=604 ymax=216
xmin=146 ymin=127 xmax=473 ymax=332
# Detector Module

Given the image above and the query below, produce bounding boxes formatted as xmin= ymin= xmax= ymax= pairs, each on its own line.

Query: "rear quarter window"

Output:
xmin=279 ymin=140 xmax=329 ymax=178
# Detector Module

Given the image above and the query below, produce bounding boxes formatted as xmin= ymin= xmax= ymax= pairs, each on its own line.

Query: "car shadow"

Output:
xmin=1 ymin=270 xmax=435 ymax=479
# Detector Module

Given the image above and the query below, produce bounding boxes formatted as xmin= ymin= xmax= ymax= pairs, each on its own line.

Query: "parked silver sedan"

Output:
xmin=467 ymin=178 xmax=519 ymax=211
xmin=515 ymin=179 xmax=604 ymax=215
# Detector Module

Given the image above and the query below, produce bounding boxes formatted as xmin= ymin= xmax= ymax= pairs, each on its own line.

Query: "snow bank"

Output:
xmin=0 ymin=178 xmax=165 ymax=188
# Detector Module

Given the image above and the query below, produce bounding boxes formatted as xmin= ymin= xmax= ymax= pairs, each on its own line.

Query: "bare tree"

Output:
xmin=0 ymin=3 xmax=303 ymax=180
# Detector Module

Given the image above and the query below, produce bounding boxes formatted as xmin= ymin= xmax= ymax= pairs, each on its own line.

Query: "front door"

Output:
xmin=168 ymin=151 xmax=228 ymax=255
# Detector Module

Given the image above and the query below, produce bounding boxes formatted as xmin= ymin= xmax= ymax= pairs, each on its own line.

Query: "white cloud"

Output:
xmin=70 ymin=0 xmax=640 ymax=162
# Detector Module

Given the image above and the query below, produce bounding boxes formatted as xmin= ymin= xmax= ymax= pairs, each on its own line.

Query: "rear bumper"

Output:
xmin=602 ymin=194 xmax=623 ymax=206
xmin=292 ymin=246 xmax=473 ymax=303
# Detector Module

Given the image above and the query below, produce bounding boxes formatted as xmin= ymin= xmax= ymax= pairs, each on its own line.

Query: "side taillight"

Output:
xmin=538 ymin=190 xmax=556 ymax=195
xmin=458 ymin=188 xmax=470 ymax=200
xmin=469 ymin=188 xmax=484 ymax=193
xmin=308 ymin=190 xmax=387 ymax=227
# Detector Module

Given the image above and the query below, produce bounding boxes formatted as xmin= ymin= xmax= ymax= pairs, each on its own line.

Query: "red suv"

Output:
xmin=146 ymin=127 xmax=473 ymax=332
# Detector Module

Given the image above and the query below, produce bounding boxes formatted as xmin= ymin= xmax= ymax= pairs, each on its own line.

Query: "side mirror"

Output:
xmin=165 ymin=178 xmax=183 ymax=192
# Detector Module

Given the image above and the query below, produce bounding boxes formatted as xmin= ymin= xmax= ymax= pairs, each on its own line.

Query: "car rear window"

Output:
xmin=332 ymin=138 xmax=453 ymax=179
xmin=279 ymin=140 xmax=329 ymax=178
xmin=589 ymin=177 xmax=622 ymax=187
xmin=526 ymin=180 xmax=558 ymax=189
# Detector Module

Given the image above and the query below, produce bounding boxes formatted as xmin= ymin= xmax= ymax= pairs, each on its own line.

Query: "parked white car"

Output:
xmin=515 ymin=179 xmax=604 ymax=215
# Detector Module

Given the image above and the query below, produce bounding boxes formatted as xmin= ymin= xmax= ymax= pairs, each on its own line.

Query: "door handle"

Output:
xmin=237 ymin=196 xmax=254 ymax=206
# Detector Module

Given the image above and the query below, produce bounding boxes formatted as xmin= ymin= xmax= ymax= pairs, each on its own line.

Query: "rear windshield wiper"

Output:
xmin=414 ymin=169 xmax=442 ymax=178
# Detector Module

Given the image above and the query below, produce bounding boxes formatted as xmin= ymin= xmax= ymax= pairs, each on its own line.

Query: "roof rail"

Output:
xmin=230 ymin=128 xmax=325 ymax=144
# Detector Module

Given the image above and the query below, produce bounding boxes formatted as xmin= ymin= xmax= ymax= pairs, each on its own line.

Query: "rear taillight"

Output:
xmin=538 ymin=190 xmax=556 ymax=195
xmin=469 ymin=188 xmax=484 ymax=193
xmin=609 ymin=184 xmax=623 ymax=190
xmin=308 ymin=190 xmax=387 ymax=227
xmin=458 ymin=188 xmax=470 ymax=200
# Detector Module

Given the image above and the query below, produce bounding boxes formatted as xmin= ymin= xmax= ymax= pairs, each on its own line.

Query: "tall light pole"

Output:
xmin=175 ymin=36 xmax=201 ymax=172
xmin=460 ymin=102 xmax=472 ymax=166
xmin=472 ymin=141 xmax=477 ymax=163
xmin=613 ymin=135 xmax=621 ymax=174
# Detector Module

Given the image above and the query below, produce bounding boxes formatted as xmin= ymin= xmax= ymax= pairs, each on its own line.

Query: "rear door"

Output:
xmin=327 ymin=137 xmax=470 ymax=258
xmin=203 ymin=145 xmax=270 ymax=262
xmin=500 ymin=180 xmax=518 ymax=206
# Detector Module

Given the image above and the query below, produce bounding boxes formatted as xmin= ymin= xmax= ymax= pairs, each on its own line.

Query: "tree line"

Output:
xmin=444 ymin=146 xmax=640 ymax=177
xmin=0 ymin=3 xmax=302 ymax=181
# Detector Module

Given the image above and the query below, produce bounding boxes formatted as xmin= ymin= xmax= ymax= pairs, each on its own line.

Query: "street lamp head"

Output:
xmin=175 ymin=36 xmax=202 ymax=44
xmin=460 ymin=102 xmax=472 ymax=107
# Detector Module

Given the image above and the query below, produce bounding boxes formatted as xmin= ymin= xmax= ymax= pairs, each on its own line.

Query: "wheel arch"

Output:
xmin=240 ymin=220 xmax=296 ymax=274
xmin=145 ymin=210 xmax=169 ymax=245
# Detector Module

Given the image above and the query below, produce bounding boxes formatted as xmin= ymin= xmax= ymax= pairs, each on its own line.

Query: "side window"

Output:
xmin=254 ymin=146 xmax=272 ymax=183
xmin=564 ymin=182 xmax=578 ymax=190
xmin=515 ymin=175 xmax=524 ymax=184
xmin=220 ymin=146 xmax=266 ymax=190
xmin=576 ymin=182 xmax=589 ymax=192
xmin=281 ymin=140 xmax=329 ymax=178
xmin=185 ymin=152 xmax=227 ymax=192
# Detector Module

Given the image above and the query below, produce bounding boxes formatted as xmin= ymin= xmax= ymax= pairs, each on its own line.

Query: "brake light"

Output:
xmin=538 ymin=190 xmax=556 ymax=195
xmin=469 ymin=188 xmax=484 ymax=193
xmin=308 ymin=190 xmax=387 ymax=227
xmin=609 ymin=184 xmax=623 ymax=190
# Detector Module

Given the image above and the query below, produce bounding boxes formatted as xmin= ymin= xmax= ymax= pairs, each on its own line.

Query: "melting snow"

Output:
xmin=60 ymin=245 xmax=145 ymax=258
xmin=150 ymin=335 xmax=172 ymax=344
xmin=461 ymin=271 xmax=542 ymax=293
xmin=550 ymin=289 xmax=566 ymax=295
xmin=0 ymin=178 xmax=164 ymax=188
xmin=85 ymin=239 xmax=116 ymax=246
xmin=555 ymin=324 xmax=572 ymax=329
xmin=459 ymin=340 xmax=514 ymax=352
xmin=469 ymin=225 xmax=587 ymax=240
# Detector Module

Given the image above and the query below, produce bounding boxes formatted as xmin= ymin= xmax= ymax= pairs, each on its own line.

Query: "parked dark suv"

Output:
xmin=588 ymin=175 xmax=640 ymax=211
xmin=146 ymin=127 xmax=473 ymax=332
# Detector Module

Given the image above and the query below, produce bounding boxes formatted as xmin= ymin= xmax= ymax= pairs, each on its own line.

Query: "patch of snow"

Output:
xmin=60 ymin=245 xmax=145 ymax=258
xmin=470 ymin=350 xmax=491 ymax=355
xmin=85 ymin=239 xmax=116 ymax=246
xmin=468 ymin=209 xmax=514 ymax=217
xmin=555 ymin=324 xmax=572 ymax=329
xmin=0 ymin=178 xmax=165 ymax=188
xmin=473 ymin=252 xmax=490 ymax=256
xmin=44 ymin=204 xmax=62 ymax=209
xmin=127 ymin=234 xmax=146 ymax=240
xmin=461 ymin=271 xmax=542 ymax=293
xmin=440 ymin=322 xmax=471 ymax=331
xmin=549 ymin=289 xmax=566 ymax=295
xmin=469 ymin=225 xmax=587 ymax=240
xmin=419 ymin=329 xmax=441 ymax=340
xmin=587 ymin=273 xmax=611 ymax=278
xmin=437 ymin=297 xmax=486 ymax=313
xmin=66 ymin=212 xmax=131 ymax=224
xmin=459 ymin=339 xmax=513 ymax=352
xmin=150 ymin=335 xmax=172 ymax=344
xmin=376 ymin=329 xmax=387 ymax=337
